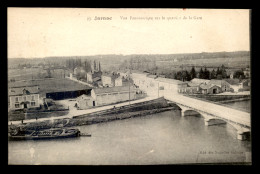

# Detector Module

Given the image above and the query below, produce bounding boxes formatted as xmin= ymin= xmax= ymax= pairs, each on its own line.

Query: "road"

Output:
xmin=8 ymin=96 xmax=157 ymax=125
xmin=8 ymin=91 xmax=251 ymax=128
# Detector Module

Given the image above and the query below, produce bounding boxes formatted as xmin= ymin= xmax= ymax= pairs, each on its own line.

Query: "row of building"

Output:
xmin=179 ymin=78 xmax=250 ymax=94
xmin=8 ymin=69 xmax=250 ymax=111
xmin=129 ymin=70 xmax=250 ymax=96
xmin=8 ymin=85 xmax=137 ymax=110
xmin=71 ymin=69 xmax=131 ymax=88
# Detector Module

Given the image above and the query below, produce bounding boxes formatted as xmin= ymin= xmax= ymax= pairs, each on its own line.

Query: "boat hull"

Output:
xmin=9 ymin=128 xmax=80 ymax=141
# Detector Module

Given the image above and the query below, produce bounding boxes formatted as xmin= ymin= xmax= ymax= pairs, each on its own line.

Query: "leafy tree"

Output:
xmin=234 ymin=69 xmax=245 ymax=79
xmin=216 ymin=67 xmax=221 ymax=76
xmin=184 ymin=70 xmax=191 ymax=81
xmin=220 ymin=65 xmax=227 ymax=78
xmin=210 ymin=69 xmax=216 ymax=79
xmin=204 ymin=67 xmax=210 ymax=79
xmin=83 ymin=60 xmax=92 ymax=72
xmin=216 ymin=74 xmax=222 ymax=80
xmin=199 ymin=68 xmax=204 ymax=79
xmin=190 ymin=66 xmax=196 ymax=80
xmin=174 ymin=71 xmax=183 ymax=81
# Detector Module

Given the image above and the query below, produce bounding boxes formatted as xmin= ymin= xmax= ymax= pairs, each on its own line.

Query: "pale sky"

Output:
xmin=8 ymin=8 xmax=250 ymax=58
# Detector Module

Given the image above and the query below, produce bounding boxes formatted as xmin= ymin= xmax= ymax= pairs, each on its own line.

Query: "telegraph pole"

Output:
xmin=158 ymin=82 xmax=159 ymax=98
xmin=181 ymin=64 xmax=184 ymax=82
xmin=129 ymin=69 xmax=131 ymax=106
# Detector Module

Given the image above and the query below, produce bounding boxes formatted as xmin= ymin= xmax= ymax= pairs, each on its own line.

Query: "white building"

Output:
xmin=155 ymin=77 xmax=187 ymax=96
xmin=9 ymin=86 xmax=40 ymax=110
xmin=101 ymin=73 xmax=120 ymax=87
xmin=102 ymin=75 xmax=112 ymax=87
xmin=190 ymin=78 xmax=210 ymax=85
xmin=115 ymin=76 xmax=123 ymax=86
xmin=76 ymin=94 xmax=95 ymax=109
xmin=91 ymin=86 xmax=136 ymax=106
xmin=131 ymin=71 xmax=187 ymax=97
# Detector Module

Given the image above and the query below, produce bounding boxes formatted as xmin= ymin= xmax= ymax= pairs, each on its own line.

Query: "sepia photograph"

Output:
xmin=7 ymin=8 xmax=251 ymax=165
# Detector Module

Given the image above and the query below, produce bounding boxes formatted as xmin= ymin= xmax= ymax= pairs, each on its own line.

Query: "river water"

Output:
xmin=222 ymin=100 xmax=251 ymax=113
xmin=8 ymin=100 xmax=251 ymax=165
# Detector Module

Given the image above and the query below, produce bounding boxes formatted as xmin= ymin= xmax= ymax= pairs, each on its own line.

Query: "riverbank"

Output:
xmin=8 ymin=97 xmax=181 ymax=132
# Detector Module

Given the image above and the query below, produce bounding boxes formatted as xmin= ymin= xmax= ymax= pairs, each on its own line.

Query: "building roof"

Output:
xmin=200 ymin=84 xmax=218 ymax=90
xmin=92 ymin=71 xmax=102 ymax=78
xmin=115 ymin=76 xmax=122 ymax=80
xmin=187 ymin=82 xmax=200 ymax=87
xmin=155 ymin=77 xmax=186 ymax=85
xmin=9 ymin=86 xmax=39 ymax=96
xmin=224 ymin=79 xmax=240 ymax=85
xmin=77 ymin=94 xmax=93 ymax=100
xmin=92 ymin=86 xmax=135 ymax=94
xmin=93 ymin=77 xmax=101 ymax=82
xmin=102 ymin=72 xmax=120 ymax=80
xmin=209 ymin=79 xmax=230 ymax=86
xmin=190 ymin=78 xmax=210 ymax=84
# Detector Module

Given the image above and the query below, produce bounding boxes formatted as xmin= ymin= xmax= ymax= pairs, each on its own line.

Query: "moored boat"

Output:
xmin=9 ymin=128 xmax=80 ymax=140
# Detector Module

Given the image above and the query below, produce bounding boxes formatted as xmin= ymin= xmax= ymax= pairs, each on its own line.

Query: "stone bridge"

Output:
xmin=165 ymin=94 xmax=251 ymax=141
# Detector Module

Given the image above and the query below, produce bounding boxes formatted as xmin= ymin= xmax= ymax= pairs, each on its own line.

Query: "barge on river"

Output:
xmin=9 ymin=128 xmax=81 ymax=140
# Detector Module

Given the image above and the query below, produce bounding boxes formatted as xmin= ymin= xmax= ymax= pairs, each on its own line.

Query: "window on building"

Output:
xmin=15 ymin=97 xmax=18 ymax=102
xmin=32 ymin=96 xmax=35 ymax=101
xmin=23 ymin=96 xmax=26 ymax=101
xmin=31 ymin=101 xmax=36 ymax=106
xmin=15 ymin=103 xmax=19 ymax=108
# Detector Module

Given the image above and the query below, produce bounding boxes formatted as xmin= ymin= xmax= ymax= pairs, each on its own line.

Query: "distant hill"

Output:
xmin=8 ymin=51 xmax=250 ymax=70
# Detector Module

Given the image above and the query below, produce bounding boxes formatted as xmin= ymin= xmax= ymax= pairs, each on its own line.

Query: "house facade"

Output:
xmin=179 ymin=86 xmax=201 ymax=94
xmin=87 ymin=71 xmax=102 ymax=83
xmin=155 ymin=77 xmax=188 ymax=96
xmin=9 ymin=86 xmax=40 ymax=110
xmin=74 ymin=67 xmax=86 ymax=76
xmin=179 ymin=78 xmax=228 ymax=94
xmin=76 ymin=94 xmax=95 ymax=109
xmin=91 ymin=86 xmax=136 ymax=106
xmin=200 ymin=84 xmax=222 ymax=94
xmin=208 ymin=80 xmax=231 ymax=92
xmin=131 ymin=71 xmax=188 ymax=97
xmin=115 ymin=77 xmax=123 ymax=86
xmin=101 ymin=73 xmax=120 ymax=87
xmin=102 ymin=75 xmax=113 ymax=87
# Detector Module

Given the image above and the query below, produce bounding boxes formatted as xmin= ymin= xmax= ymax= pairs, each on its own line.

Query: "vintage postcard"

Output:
xmin=8 ymin=8 xmax=251 ymax=165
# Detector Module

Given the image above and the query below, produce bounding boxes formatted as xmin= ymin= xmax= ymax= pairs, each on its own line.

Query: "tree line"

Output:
xmin=65 ymin=59 xmax=92 ymax=72
xmin=119 ymin=57 xmax=157 ymax=72
xmin=164 ymin=65 xmax=247 ymax=82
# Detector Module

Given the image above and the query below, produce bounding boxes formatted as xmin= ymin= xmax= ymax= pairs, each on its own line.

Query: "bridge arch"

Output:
xmin=182 ymin=110 xmax=201 ymax=117
xmin=176 ymin=103 xmax=250 ymax=140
